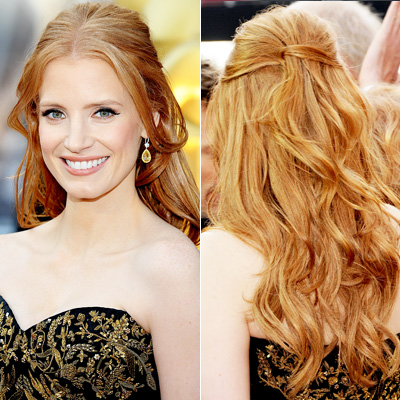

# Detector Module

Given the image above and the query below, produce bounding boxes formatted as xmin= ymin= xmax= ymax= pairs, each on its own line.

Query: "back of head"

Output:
xmin=209 ymin=5 xmax=379 ymax=222
xmin=288 ymin=1 xmax=381 ymax=79
xmin=8 ymin=2 xmax=199 ymax=244
xmin=208 ymin=6 xmax=400 ymax=395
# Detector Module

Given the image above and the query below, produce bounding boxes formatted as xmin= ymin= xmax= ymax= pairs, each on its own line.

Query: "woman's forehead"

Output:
xmin=39 ymin=57 xmax=132 ymax=107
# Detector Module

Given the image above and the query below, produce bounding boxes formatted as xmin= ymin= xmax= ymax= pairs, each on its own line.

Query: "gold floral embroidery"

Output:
xmin=0 ymin=300 xmax=159 ymax=399
xmin=253 ymin=339 xmax=400 ymax=399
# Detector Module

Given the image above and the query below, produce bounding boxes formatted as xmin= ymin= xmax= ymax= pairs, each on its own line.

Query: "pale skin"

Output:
xmin=201 ymin=205 xmax=400 ymax=399
xmin=0 ymin=57 xmax=199 ymax=400
xmin=359 ymin=1 xmax=400 ymax=88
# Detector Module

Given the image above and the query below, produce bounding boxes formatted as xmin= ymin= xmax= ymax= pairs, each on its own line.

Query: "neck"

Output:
xmin=46 ymin=174 xmax=152 ymax=256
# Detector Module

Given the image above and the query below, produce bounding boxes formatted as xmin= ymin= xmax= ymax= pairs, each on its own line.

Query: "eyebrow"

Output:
xmin=38 ymin=100 xmax=123 ymax=109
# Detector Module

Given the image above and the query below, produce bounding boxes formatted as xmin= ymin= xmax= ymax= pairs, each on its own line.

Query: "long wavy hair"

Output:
xmin=207 ymin=6 xmax=400 ymax=395
xmin=8 ymin=2 xmax=199 ymax=245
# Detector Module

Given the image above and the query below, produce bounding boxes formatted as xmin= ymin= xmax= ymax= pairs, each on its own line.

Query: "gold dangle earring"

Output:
xmin=141 ymin=138 xmax=151 ymax=163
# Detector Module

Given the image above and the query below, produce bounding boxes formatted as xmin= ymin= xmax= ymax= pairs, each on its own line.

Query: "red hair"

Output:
xmin=8 ymin=2 xmax=199 ymax=244
xmin=208 ymin=6 xmax=400 ymax=394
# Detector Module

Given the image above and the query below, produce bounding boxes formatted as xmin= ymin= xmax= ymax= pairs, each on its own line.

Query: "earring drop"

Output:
xmin=141 ymin=138 xmax=151 ymax=163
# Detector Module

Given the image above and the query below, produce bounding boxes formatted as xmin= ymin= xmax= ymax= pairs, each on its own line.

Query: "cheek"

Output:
xmin=38 ymin=125 xmax=60 ymax=158
xmin=112 ymin=120 xmax=143 ymax=156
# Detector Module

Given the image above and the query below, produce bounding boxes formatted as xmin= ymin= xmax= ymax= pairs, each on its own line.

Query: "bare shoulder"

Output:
xmin=0 ymin=229 xmax=29 ymax=247
xmin=134 ymin=223 xmax=199 ymax=307
xmin=153 ymin=226 xmax=198 ymax=261
xmin=201 ymin=228 xmax=264 ymax=278
xmin=0 ymin=220 xmax=54 ymax=249
xmin=140 ymin=226 xmax=199 ymax=399
xmin=144 ymin=224 xmax=199 ymax=275
xmin=0 ymin=221 xmax=60 ymax=276
xmin=201 ymin=227 xmax=264 ymax=317
xmin=201 ymin=227 xmax=261 ymax=257
xmin=0 ymin=228 xmax=42 ymax=293
xmin=0 ymin=229 xmax=32 ymax=264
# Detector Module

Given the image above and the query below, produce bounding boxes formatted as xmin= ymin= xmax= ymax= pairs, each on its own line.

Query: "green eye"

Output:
xmin=94 ymin=108 xmax=119 ymax=119
xmin=51 ymin=111 xmax=63 ymax=119
xmin=99 ymin=110 xmax=111 ymax=118
xmin=41 ymin=109 xmax=65 ymax=120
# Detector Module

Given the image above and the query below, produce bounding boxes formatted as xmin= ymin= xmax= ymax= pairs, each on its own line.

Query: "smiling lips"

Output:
xmin=62 ymin=156 xmax=109 ymax=175
xmin=65 ymin=156 xmax=108 ymax=170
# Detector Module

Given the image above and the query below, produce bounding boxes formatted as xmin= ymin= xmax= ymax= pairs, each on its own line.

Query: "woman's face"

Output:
xmin=38 ymin=57 xmax=145 ymax=201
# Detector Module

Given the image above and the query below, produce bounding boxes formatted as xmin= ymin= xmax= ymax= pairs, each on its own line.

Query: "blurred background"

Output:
xmin=0 ymin=0 xmax=200 ymax=233
xmin=201 ymin=0 xmax=390 ymax=67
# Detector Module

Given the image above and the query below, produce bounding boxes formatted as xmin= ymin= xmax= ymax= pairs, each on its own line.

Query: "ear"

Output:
xmin=153 ymin=111 xmax=160 ymax=127
xmin=140 ymin=112 xmax=160 ymax=139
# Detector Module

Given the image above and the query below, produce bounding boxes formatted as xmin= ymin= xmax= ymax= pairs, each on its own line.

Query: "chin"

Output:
xmin=63 ymin=184 xmax=109 ymax=202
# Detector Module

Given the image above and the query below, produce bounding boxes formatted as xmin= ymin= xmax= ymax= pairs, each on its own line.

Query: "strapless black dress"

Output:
xmin=0 ymin=296 xmax=160 ymax=399
xmin=250 ymin=336 xmax=400 ymax=399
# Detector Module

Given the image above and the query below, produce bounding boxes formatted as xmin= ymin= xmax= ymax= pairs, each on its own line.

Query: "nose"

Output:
xmin=63 ymin=119 xmax=95 ymax=153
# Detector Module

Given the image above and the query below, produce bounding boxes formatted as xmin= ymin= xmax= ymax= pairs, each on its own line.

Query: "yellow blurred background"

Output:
xmin=116 ymin=0 xmax=200 ymax=185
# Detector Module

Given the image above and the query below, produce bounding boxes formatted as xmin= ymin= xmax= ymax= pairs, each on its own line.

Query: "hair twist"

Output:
xmin=279 ymin=45 xmax=342 ymax=67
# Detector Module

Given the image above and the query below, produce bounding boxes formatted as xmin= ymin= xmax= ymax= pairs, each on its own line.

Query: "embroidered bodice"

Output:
xmin=250 ymin=336 xmax=400 ymax=400
xmin=0 ymin=296 xmax=160 ymax=399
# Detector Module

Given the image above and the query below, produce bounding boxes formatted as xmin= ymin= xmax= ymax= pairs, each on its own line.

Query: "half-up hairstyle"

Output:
xmin=207 ymin=6 xmax=400 ymax=395
xmin=8 ymin=2 xmax=199 ymax=245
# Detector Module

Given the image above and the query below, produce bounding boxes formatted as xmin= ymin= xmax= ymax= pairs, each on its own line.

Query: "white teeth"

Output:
xmin=65 ymin=157 xmax=107 ymax=170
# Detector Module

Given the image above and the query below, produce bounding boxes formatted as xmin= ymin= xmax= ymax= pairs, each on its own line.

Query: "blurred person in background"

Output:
xmin=201 ymin=59 xmax=219 ymax=229
xmin=0 ymin=3 xmax=199 ymax=399
xmin=288 ymin=1 xmax=381 ymax=81
xmin=359 ymin=2 xmax=400 ymax=199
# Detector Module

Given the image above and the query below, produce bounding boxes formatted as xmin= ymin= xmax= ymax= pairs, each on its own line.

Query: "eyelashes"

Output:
xmin=93 ymin=108 xmax=120 ymax=119
xmin=41 ymin=108 xmax=121 ymax=121
xmin=41 ymin=109 xmax=65 ymax=119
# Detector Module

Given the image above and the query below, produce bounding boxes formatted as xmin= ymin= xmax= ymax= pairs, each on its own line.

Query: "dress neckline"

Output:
xmin=0 ymin=295 xmax=150 ymax=334
xmin=250 ymin=333 xmax=400 ymax=348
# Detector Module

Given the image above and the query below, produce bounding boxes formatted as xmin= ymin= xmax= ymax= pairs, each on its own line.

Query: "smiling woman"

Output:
xmin=1 ymin=2 xmax=199 ymax=400
xmin=38 ymin=58 xmax=146 ymax=200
